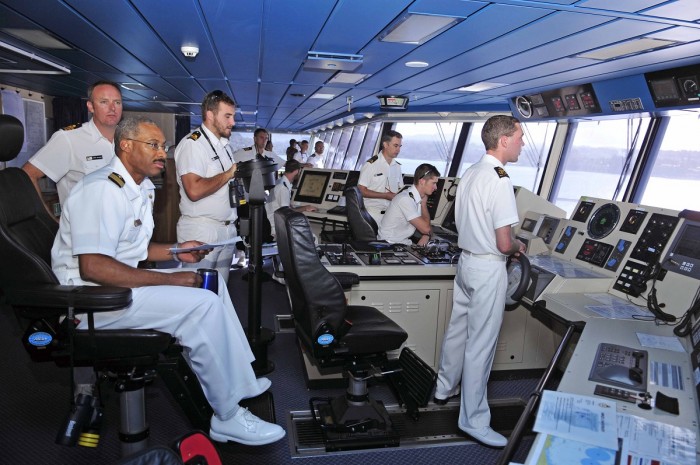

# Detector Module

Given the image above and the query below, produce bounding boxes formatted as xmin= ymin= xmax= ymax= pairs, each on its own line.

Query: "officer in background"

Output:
xmin=265 ymin=159 xmax=317 ymax=238
xmin=378 ymin=164 xmax=439 ymax=246
xmin=434 ymin=115 xmax=526 ymax=448
xmin=22 ymin=80 xmax=123 ymax=219
xmin=305 ymin=141 xmax=324 ymax=168
xmin=174 ymin=90 xmax=238 ymax=283
xmin=358 ymin=130 xmax=404 ymax=225
xmin=232 ymin=128 xmax=284 ymax=164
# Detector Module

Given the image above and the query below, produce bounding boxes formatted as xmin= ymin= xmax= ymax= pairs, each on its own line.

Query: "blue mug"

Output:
xmin=197 ymin=268 xmax=218 ymax=294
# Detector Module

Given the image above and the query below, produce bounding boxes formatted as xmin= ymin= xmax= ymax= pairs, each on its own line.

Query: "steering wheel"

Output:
xmin=505 ymin=253 xmax=531 ymax=309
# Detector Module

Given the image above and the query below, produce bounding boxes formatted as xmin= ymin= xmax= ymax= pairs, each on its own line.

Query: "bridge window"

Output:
xmin=330 ymin=127 xmax=353 ymax=169
xmin=639 ymin=114 xmax=700 ymax=211
xmin=343 ymin=124 xmax=368 ymax=170
xmin=551 ymin=117 xmax=650 ymax=217
xmin=355 ymin=122 xmax=382 ymax=169
xmin=457 ymin=121 xmax=555 ymax=193
xmin=393 ymin=122 xmax=462 ymax=176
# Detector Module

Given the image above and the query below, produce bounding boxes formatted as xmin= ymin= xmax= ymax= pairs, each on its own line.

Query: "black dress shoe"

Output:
xmin=433 ymin=396 xmax=449 ymax=405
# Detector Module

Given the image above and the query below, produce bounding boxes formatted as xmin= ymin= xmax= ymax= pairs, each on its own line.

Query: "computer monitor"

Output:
xmin=441 ymin=200 xmax=457 ymax=233
xmin=294 ymin=170 xmax=331 ymax=204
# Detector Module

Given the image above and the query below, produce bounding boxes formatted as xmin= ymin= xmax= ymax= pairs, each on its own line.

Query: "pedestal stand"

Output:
xmin=236 ymin=159 xmax=278 ymax=375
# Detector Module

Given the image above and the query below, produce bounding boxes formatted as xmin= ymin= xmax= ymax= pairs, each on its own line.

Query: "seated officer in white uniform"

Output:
xmin=265 ymin=159 xmax=317 ymax=238
xmin=378 ymin=164 xmax=439 ymax=246
xmin=51 ymin=116 xmax=285 ymax=446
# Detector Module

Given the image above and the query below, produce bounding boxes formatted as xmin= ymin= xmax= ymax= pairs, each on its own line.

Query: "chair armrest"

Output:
xmin=5 ymin=284 xmax=132 ymax=312
xmin=332 ymin=272 xmax=359 ymax=290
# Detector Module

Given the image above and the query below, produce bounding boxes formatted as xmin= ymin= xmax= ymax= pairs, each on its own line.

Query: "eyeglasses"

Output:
xmin=127 ymin=139 xmax=170 ymax=152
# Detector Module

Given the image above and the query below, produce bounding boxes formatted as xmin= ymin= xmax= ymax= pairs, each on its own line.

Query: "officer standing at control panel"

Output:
xmin=174 ymin=90 xmax=238 ymax=283
xmin=378 ymin=163 xmax=439 ymax=246
xmin=434 ymin=115 xmax=526 ymax=448
xmin=358 ymin=130 xmax=404 ymax=225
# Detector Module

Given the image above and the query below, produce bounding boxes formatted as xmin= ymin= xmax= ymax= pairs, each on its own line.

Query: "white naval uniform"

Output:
xmin=232 ymin=146 xmax=285 ymax=166
xmin=174 ymin=126 xmax=237 ymax=282
xmin=305 ymin=153 xmax=323 ymax=168
xmin=293 ymin=151 xmax=307 ymax=164
xmin=51 ymin=157 xmax=261 ymax=420
xmin=435 ymin=154 xmax=519 ymax=431
xmin=377 ymin=185 xmax=421 ymax=245
xmin=28 ymin=119 xmax=115 ymax=205
xmin=265 ymin=176 xmax=294 ymax=238
xmin=358 ymin=153 xmax=403 ymax=226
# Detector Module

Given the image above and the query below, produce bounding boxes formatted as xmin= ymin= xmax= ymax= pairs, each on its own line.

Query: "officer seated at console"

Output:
xmin=377 ymin=164 xmax=440 ymax=247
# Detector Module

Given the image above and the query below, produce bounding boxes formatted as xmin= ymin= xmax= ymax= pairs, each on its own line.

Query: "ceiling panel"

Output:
xmin=1 ymin=0 xmax=700 ymax=131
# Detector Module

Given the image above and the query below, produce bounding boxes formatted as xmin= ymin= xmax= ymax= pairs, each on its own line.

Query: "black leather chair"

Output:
xmin=0 ymin=115 xmax=191 ymax=457
xmin=344 ymin=186 xmax=378 ymax=242
xmin=274 ymin=206 xmax=408 ymax=449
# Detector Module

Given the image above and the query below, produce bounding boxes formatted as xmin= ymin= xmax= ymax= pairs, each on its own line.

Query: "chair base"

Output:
xmin=312 ymin=396 xmax=400 ymax=451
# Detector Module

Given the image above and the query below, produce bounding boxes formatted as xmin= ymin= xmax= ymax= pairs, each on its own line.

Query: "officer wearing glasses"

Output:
xmin=377 ymin=164 xmax=439 ymax=246
xmin=174 ymin=90 xmax=239 ymax=282
xmin=52 ymin=116 xmax=285 ymax=447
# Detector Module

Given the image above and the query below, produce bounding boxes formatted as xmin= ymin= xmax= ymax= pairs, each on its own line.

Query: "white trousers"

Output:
xmin=77 ymin=272 xmax=258 ymax=421
xmin=435 ymin=253 xmax=507 ymax=430
xmin=177 ymin=217 xmax=237 ymax=283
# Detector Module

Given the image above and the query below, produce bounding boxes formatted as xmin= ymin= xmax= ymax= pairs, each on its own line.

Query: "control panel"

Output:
xmin=588 ymin=343 xmax=648 ymax=391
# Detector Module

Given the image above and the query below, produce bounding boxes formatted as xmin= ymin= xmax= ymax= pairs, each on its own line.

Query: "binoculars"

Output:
xmin=55 ymin=393 xmax=103 ymax=448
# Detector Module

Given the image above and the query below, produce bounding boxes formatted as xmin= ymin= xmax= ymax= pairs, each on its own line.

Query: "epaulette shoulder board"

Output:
xmin=399 ymin=185 xmax=410 ymax=193
xmin=188 ymin=130 xmax=201 ymax=141
xmin=395 ymin=160 xmax=401 ymax=165
xmin=494 ymin=167 xmax=509 ymax=179
xmin=62 ymin=123 xmax=82 ymax=131
xmin=108 ymin=172 xmax=125 ymax=188
xmin=367 ymin=155 xmax=378 ymax=163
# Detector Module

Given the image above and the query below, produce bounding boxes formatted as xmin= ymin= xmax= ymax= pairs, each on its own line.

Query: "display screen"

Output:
xmin=564 ymin=94 xmax=580 ymax=111
xmin=674 ymin=224 xmax=700 ymax=260
xmin=521 ymin=218 xmax=537 ymax=232
xmin=650 ymin=78 xmax=680 ymax=101
xmin=442 ymin=200 xmax=457 ymax=233
xmin=551 ymin=96 xmax=565 ymax=112
xmin=294 ymin=170 xmax=331 ymax=204
xmin=537 ymin=216 xmax=560 ymax=244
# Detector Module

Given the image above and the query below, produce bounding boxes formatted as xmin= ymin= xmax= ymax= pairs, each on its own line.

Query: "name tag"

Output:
xmin=86 ymin=155 xmax=103 ymax=161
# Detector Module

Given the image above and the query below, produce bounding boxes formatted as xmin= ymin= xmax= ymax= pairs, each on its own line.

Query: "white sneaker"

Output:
xmin=210 ymin=408 xmax=285 ymax=446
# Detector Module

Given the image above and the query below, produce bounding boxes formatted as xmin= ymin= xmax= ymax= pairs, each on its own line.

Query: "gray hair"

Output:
xmin=115 ymin=115 xmax=158 ymax=149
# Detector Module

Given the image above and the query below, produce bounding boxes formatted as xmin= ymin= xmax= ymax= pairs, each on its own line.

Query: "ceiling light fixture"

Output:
xmin=379 ymin=13 xmax=461 ymax=45
xmin=576 ymin=37 xmax=679 ymax=61
xmin=328 ymin=72 xmax=369 ymax=85
xmin=457 ymin=81 xmax=508 ymax=92
xmin=310 ymin=92 xmax=335 ymax=100
xmin=405 ymin=61 xmax=429 ymax=68
xmin=0 ymin=39 xmax=70 ymax=74
xmin=1 ymin=28 xmax=72 ymax=49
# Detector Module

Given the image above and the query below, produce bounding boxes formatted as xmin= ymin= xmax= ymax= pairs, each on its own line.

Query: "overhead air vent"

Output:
xmin=304 ymin=51 xmax=363 ymax=72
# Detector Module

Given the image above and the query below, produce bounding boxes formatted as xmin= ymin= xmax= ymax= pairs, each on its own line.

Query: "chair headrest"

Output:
xmin=0 ymin=115 xmax=24 ymax=163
